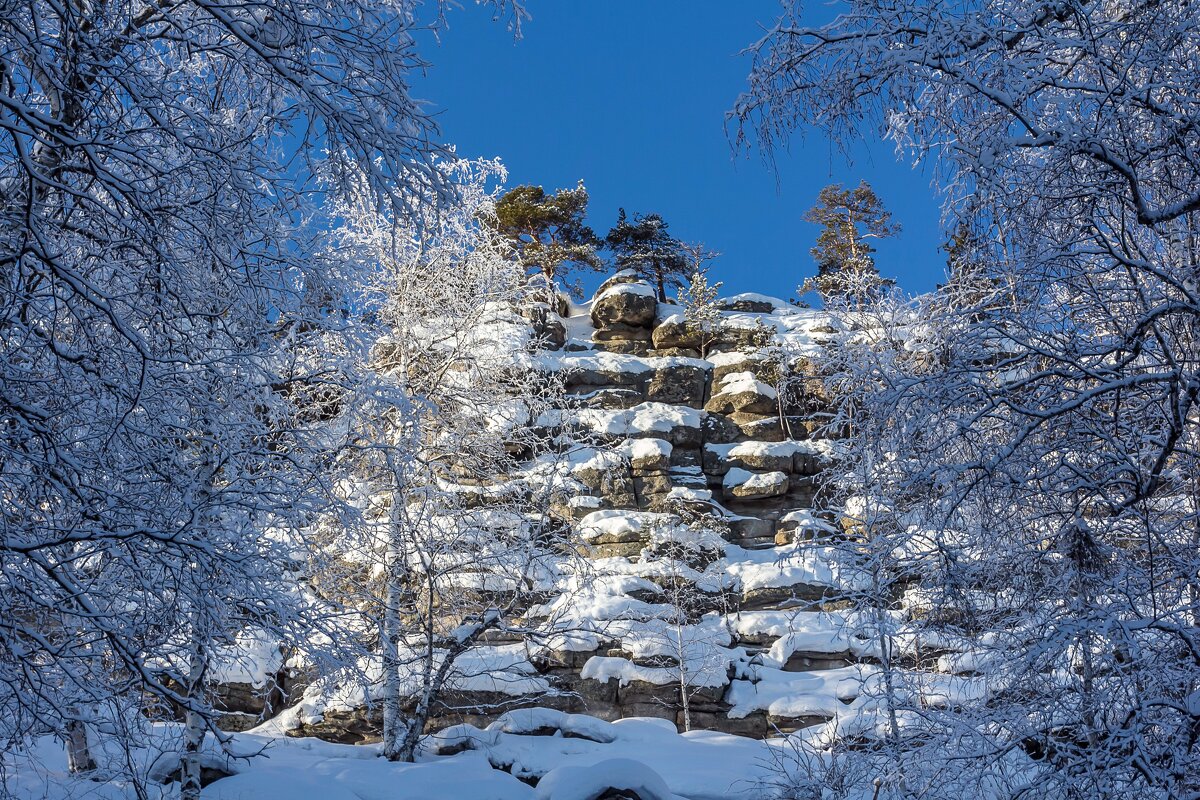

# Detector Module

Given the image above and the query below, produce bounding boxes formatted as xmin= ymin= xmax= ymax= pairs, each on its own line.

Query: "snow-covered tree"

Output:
xmin=736 ymin=0 xmax=1200 ymax=794
xmin=492 ymin=182 xmax=604 ymax=300
xmin=0 ymin=0 xmax=526 ymax=786
xmin=606 ymin=209 xmax=692 ymax=303
xmin=321 ymin=159 xmax=578 ymax=762
xmin=677 ymin=268 xmax=725 ymax=358
xmin=646 ymin=508 xmax=733 ymax=733
xmin=800 ymin=182 xmax=898 ymax=306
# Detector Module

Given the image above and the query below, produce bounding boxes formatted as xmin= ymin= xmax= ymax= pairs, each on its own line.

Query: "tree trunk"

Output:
xmin=676 ymin=624 xmax=692 ymax=733
xmin=65 ymin=717 xmax=95 ymax=774
xmin=181 ymin=642 xmax=207 ymax=800
xmin=381 ymin=570 xmax=405 ymax=760
xmin=382 ymin=494 xmax=406 ymax=761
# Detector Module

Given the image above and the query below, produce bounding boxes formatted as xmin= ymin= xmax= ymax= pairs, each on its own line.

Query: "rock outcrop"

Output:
xmin=217 ymin=276 xmax=975 ymax=746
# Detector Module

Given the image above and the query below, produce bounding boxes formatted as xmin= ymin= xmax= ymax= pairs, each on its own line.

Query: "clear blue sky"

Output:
xmin=413 ymin=2 xmax=948 ymax=301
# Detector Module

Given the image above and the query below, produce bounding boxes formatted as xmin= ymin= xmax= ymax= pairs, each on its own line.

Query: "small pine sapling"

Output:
xmin=678 ymin=267 xmax=725 ymax=358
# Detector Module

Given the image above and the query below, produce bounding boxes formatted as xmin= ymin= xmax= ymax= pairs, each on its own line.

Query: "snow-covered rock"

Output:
xmin=534 ymin=758 xmax=675 ymax=800
xmin=592 ymin=282 xmax=658 ymax=329
xmin=704 ymin=371 xmax=778 ymax=417
xmin=722 ymin=468 xmax=789 ymax=500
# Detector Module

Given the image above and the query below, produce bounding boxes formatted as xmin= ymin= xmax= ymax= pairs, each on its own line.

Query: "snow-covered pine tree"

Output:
xmin=678 ymin=268 xmax=725 ymax=358
xmin=492 ymin=182 xmax=605 ymax=301
xmin=800 ymin=183 xmax=898 ymax=307
xmin=606 ymin=210 xmax=692 ymax=303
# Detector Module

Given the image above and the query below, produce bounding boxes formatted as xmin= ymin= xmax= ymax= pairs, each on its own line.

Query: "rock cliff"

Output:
xmin=209 ymin=274 xmax=961 ymax=744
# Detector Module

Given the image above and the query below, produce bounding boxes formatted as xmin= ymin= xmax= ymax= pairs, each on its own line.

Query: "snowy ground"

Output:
xmin=8 ymin=711 xmax=812 ymax=800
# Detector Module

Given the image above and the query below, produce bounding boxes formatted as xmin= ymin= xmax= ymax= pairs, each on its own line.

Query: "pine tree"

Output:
xmin=801 ymin=182 xmax=898 ymax=306
xmin=677 ymin=268 xmax=724 ymax=358
xmin=605 ymin=209 xmax=691 ymax=302
xmin=492 ymin=182 xmax=603 ymax=298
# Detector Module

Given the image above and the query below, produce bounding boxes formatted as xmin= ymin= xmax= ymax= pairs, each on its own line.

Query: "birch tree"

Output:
xmin=323 ymin=160 xmax=577 ymax=763
xmin=0 ymin=0 xmax=525 ymax=785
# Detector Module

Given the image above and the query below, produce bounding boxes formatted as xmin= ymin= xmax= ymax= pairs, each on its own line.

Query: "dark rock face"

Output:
xmin=646 ymin=363 xmax=708 ymax=408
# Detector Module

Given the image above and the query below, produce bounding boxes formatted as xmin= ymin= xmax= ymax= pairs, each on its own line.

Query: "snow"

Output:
xmin=620 ymin=437 xmax=673 ymax=462
xmin=716 ymin=371 xmax=777 ymax=399
xmin=666 ymin=486 xmax=713 ymax=502
xmin=581 ymin=655 xmax=730 ymax=689
xmin=727 ymin=609 xmax=878 ymax=644
xmin=721 ymin=542 xmax=855 ymax=593
xmin=576 ymin=403 xmax=701 ymax=437
xmin=534 ymin=758 xmax=676 ymax=800
xmin=777 ymin=510 xmax=837 ymax=535
xmin=426 ymin=713 xmax=786 ymax=799
xmin=722 ymin=468 xmax=787 ymax=494
xmin=567 ymin=447 xmax=625 ymax=474
xmin=543 ymin=351 xmax=709 ymax=377
xmin=577 ymin=510 xmax=674 ymax=542
xmin=706 ymin=440 xmax=828 ymax=460
xmin=209 ymin=628 xmax=283 ymax=688
xmin=489 ymin=708 xmax=617 ymax=743
xmin=568 ymin=495 xmax=603 ymax=511
xmin=596 ymin=282 xmax=658 ymax=304
xmin=210 ymin=744 xmax=534 ymax=800
xmin=718 ymin=292 xmax=796 ymax=310
xmin=283 ymin=644 xmax=553 ymax=727
xmin=705 ymin=351 xmax=756 ymax=368
xmin=725 ymin=664 xmax=873 ymax=719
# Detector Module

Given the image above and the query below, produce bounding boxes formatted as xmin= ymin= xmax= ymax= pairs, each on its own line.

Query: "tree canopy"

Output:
xmin=800 ymin=181 xmax=898 ymax=305
xmin=492 ymin=182 xmax=604 ymax=296
xmin=605 ymin=209 xmax=691 ymax=302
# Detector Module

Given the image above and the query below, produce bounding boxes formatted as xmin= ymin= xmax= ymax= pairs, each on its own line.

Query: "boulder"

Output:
xmin=705 ymin=372 xmax=778 ymax=417
xmin=701 ymin=412 xmax=741 ymax=445
xmin=522 ymin=305 xmax=567 ymax=350
xmin=737 ymin=417 xmax=787 ymax=442
xmin=653 ymin=347 xmax=702 ymax=358
xmin=651 ymin=317 xmax=699 ymax=351
xmin=723 ymin=468 xmax=789 ymax=501
xmin=595 ymin=270 xmax=644 ymax=295
xmin=793 ymin=452 xmax=823 ymax=476
xmin=592 ymin=323 xmax=654 ymax=344
xmin=623 ymin=437 xmax=673 ymax=473
xmin=727 ymin=515 xmax=776 ymax=544
xmin=668 ymin=446 xmax=702 ymax=470
xmin=741 ymin=582 xmax=834 ymax=610
xmin=575 ymin=387 xmax=647 ymax=410
xmin=704 ymin=442 xmax=795 ymax=475
xmin=592 ymin=284 xmax=658 ymax=329
xmin=595 ymin=339 xmax=652 ymax=356
xmin=633 ymin=473 xmax=675 ymax=506
xmin=717 ymin=293 xmax=791 ymax=313
xmin=645 ymin=362 xmax=709 ymax=408
xmin=558 ymin=357 xmax=649 ymax=391
xmin=709 ymin=354 xmax=771 ymax=385
xmin=783 ymin=652 xmax=854 ymax=672
xmin=572 ymin=454 xmax=637 ymax=508
xmin=566 ymin=494 xmax=606 ymax=521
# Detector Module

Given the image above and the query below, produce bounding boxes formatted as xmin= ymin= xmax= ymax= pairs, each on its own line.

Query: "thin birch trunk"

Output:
xmin=65 ymin=716 xmax=95 ymax=774
xmin=180 ymin=640 xmax=207 ymax=800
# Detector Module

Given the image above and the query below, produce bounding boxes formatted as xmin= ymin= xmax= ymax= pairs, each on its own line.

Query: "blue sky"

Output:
xmin=413 ymin=2 xmax=948 ymax=301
